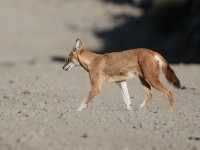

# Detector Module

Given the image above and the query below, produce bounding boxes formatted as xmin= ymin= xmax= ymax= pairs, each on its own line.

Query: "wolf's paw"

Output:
xmin=140 ymin=101 xmax=146 ymax=108
xmin=77 ymin=104 xmax=87 ymax=112
xmin=127 ymin=106 xmax=132 ymax=111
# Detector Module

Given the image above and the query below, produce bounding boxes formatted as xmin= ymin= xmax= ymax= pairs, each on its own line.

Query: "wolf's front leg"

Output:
xmin=77 ymin=87 xmax=100 ymax=111
xmin=77 ymin=73 xmax=104 ymax=111
xmin=77 ymin=98 xmax=87 ymax=111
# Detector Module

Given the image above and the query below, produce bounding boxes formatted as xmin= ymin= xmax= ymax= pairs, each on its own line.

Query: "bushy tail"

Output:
xmin=164 ymin=64 xmax=181 ymax=88
xmin=154 ymin=53 xmax=181 ymax=89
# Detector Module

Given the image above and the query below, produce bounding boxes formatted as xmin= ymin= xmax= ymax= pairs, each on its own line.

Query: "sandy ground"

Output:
xmin=0 ymin=0 xmax=200 ymax=150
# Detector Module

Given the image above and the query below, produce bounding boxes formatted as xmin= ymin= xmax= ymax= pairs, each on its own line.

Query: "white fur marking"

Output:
xmin=72 ymin=58 xmax=80 ymax=66
xmin=77 ymin=99 xmax=87 ymax=111
xmin=154 ymin=55 xmax=163 ymax=66
xmin=108 ymin=72 xmax=136 ymax=82
xmin=128 ymin=72 xmax=136 ymax=79
xmin=140 ymin=101 xmax=146 ymax=108
xmin=120 ymin=81 xmax=132 ymax=111
xmin=64 ymin=62 xmax=76 ymax=71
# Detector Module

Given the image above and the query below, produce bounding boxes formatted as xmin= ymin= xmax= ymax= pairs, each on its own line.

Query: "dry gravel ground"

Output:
xmin=0 ymin=0 xmax=200 ymax=150
xmin=0 ymin=61 xmax=200 ymax=150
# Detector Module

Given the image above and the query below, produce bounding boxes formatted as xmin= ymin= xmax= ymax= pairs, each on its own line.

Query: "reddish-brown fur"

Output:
xmin=63 ymin=39 xmax=181 ymax=111
xmin=165 ymin=65 xmax=181 ymax=88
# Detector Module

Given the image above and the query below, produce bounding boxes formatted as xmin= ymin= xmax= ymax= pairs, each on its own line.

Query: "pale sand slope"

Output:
xmin=0 ymin=62 xmax=200 ymax=150
xmin=0 ymin=0 xmax=200 ymax=150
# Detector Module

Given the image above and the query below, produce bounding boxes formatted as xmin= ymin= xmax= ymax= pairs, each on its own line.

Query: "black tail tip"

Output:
xmin=173 ymin=79 xmax=181 ymax=89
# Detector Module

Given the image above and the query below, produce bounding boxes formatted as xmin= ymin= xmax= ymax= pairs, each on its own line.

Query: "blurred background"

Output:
xmin=0 ymin=0 xmax=200 ymax=65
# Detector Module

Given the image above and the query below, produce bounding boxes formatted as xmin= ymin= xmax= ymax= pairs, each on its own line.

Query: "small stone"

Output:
xmin=41 ymin=108 xmax=48 ymax=112
xmin=9 ymin=80 xmax=14 ymax=84
xmin=82 ymin=133 xmax=87 ymax=138
xmin=24 ymin=114 xmax=29 ymax=117
xmin=192 ymin=146 xmax=198 ymax=150
xmin=194 ymin=137 xmax=200 ymax=141
xmin=23 ymin=102 xmax=27 ymax=106
xmin=21 ymin=90 xmax=30 ymax=95
xmin=58 ymin=113 xmax=63 ymax=118
xmin=118 ymin=116 xmax=125 ymax=123
xmin=3 ymin=96 xmax=9 ymax=99
xmin=152 ymin=146 xmax=156 ymax=150
xmin=16 ymin=138 xmax=20 ymax=143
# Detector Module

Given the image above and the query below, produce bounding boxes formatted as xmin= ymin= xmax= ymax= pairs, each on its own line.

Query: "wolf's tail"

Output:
xmin=154 ymin=53 xmax=181 ymax=89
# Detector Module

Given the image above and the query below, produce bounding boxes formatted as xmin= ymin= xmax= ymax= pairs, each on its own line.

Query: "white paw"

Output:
xmin=77 ymin=106 xmax=85 ymax=111
xmin=77 ymin=104 xmax=87 ymax=112
xmin=77 ymin=107 xmax=83 ymax=111
xmin=127 ymin=106 xmax=132 ymax=111
xmin=140 ymin=102 xmax=146 ymax=108
xmin=77 ymin=99 xmax=87 ymax=112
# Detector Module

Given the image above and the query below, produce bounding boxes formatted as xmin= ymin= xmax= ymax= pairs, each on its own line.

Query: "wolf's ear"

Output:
xmin=73 ymin=38 xmax=83 ymax=52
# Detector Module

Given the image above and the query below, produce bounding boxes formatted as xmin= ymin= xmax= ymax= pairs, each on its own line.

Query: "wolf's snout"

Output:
xmin=63 ymin=65 xmax=67 ymax=70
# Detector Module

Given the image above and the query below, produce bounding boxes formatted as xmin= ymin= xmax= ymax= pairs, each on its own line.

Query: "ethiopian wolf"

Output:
xmin=63 ymin=39 xmax=181 ymax=111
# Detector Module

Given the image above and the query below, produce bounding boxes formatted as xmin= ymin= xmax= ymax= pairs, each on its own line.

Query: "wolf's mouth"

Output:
xmin=66 ymin=66 xmax=70 ymax=70
xmin=63 ymin=65 xmax=70 ymax=71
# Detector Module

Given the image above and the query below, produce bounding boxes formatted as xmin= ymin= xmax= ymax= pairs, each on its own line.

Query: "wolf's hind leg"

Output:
xmin=138 ymin=75 xmax=153 ymax=108
xmin=117 ymin=81 xmax=132 ymax=111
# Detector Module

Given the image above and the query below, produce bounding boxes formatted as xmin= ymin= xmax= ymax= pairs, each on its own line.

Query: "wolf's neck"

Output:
xmin=78 ymin=49 xmax=100 ymax=71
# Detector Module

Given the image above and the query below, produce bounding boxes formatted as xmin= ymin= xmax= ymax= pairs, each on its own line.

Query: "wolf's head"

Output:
xmin=63 ymin=39 xmax=83 ymax=71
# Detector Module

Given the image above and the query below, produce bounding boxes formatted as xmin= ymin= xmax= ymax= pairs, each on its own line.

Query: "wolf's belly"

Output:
xmin=107 ymin=72 xmax=137 ymax=82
